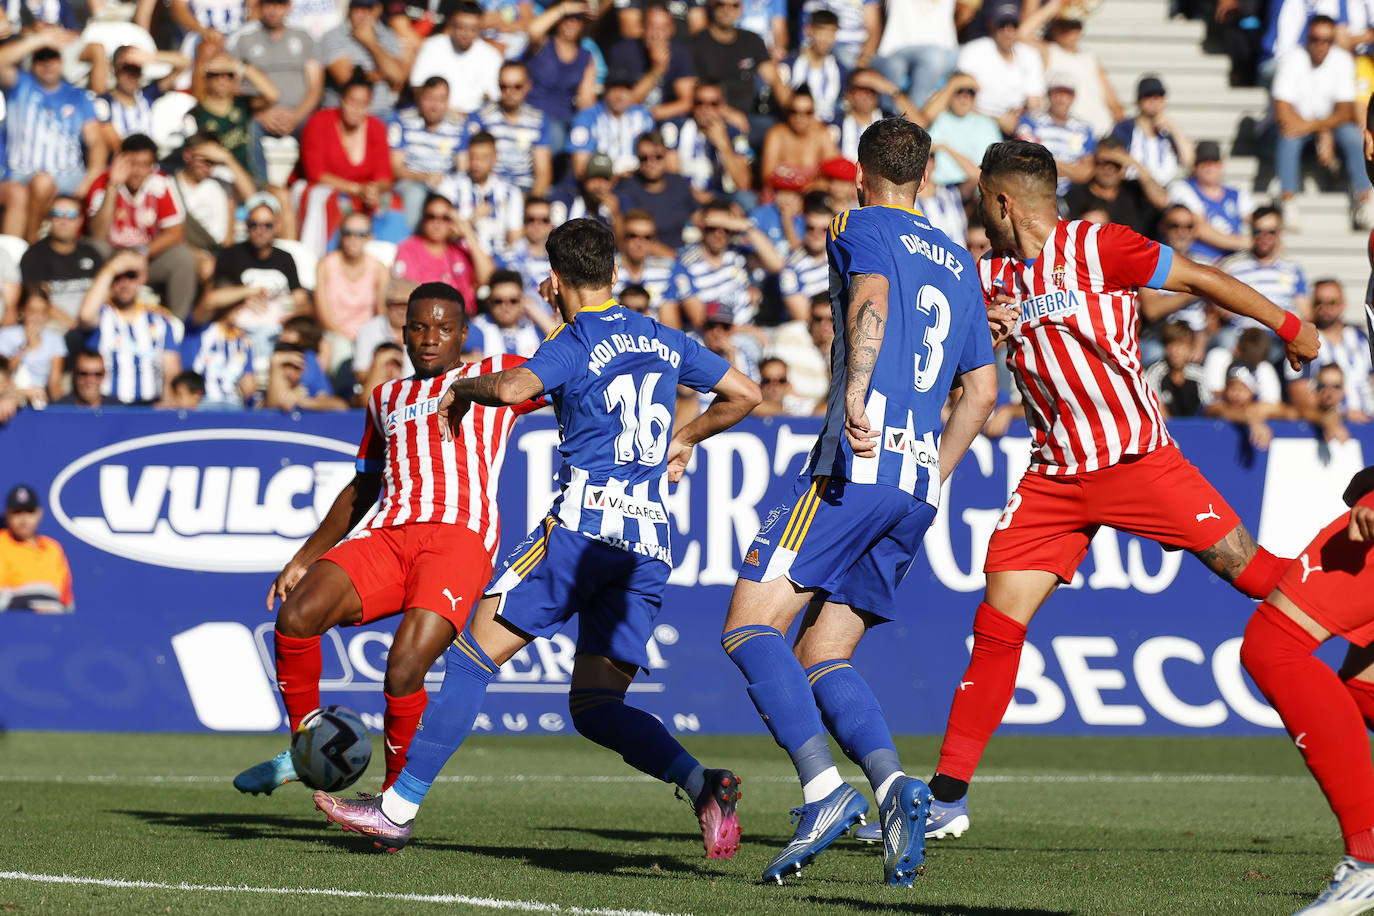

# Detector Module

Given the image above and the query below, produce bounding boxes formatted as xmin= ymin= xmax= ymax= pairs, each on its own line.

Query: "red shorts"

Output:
xmin=321 ymin=522 xmax=493 ymax=629
xmin=984 ymin=445 xmax=1242 ymax=581
xmin=1276 ymin=508 xmax=1374 ymax=647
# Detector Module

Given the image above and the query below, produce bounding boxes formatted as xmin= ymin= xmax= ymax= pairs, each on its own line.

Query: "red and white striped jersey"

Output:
xmin=980 ymin=220 xmax=1177 ymax=476
xmin=356 ymin=354 xmax=542 ymax=558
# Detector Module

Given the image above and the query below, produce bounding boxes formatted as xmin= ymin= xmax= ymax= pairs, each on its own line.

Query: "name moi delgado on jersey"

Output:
xmin=588 ymin=332 xmax=683 ymax=376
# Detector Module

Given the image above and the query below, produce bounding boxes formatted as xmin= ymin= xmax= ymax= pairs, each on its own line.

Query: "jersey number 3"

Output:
xmin=913 ymin=284 xmax=951 ymax=393
xmin=604 ymin=371 xmax=672 ymax=466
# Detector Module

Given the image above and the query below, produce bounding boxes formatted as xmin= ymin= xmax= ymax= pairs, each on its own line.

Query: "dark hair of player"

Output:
xmin=979 ymin=139 xmax=1058 ymax=198
xmin=856 ymin=117 xmax=931 ymax=189
xmin=546 ymin=218 xmax=616 ymax=289
xmin=409 ymin=281 xmax=469 ymax=323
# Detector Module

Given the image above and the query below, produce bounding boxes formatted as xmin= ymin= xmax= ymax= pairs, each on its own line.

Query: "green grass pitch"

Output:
xmin=0 ymin=732 xmax=1356 ymax=914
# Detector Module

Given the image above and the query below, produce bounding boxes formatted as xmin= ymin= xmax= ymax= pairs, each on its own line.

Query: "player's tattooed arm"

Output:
xmin=1192 ymin=524 xmax=1261 ymax=583
xmin=844 ymin=272 xmax=889 ymax=458
xmin=438 ymin=367 xmax=545 ymax=438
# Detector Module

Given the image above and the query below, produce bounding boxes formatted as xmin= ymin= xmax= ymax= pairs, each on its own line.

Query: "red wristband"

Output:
xmin=1278 ymin=310 xmax=1301 ymax=344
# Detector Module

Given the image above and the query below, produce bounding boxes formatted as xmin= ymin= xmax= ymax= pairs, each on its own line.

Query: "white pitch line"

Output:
xmin=0 ymin=872 xmax=689 ymax=916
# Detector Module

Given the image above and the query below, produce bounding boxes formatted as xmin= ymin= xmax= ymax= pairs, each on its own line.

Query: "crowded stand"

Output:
xmin=0 ymin=0 xmax=1369 ymax=449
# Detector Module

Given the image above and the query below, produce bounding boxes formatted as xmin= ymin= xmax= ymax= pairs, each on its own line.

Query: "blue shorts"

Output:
xmin=738 ymin=475 xmax=937 ymax=619
xmin=485 ymin=519 xmax=668 ymax=670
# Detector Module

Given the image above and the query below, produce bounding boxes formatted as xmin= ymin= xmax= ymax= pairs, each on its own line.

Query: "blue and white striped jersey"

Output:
xmin=810 ymin=205 xmax=993 ymax=505
xmin=568 ymin=102 xmax=656 ymax=175
xmin=6 ymin=71 xmax=98 ymax=176
xmin=660 ymin=117 xmax=752 ymax=194
xmin=614 ymin=253 xmax=677 ymax=318
xmin=184 ymin=322 xmax=253 ymax=407
xmin=88 ymin=303 xmax=184 ymax=404
xmin=779 ymin=247 xmax=828 ymax=301
xmin=468 ymin=101 xmax=551 ymax=193
xmin=918 ymin=184 xmax=968 ymax=248
xmin=497 ymin=238 xmax=552 ymax=304
xmin=441 ymin=173 xmax=523 ymax=258
xmin=94 ymin=86 xmax=162 ymax=140
xmin=1016 ymin=111 xmax=1095 ymax=197
xmin=387 ymin=106 xmax=467 ymax=179
xmin=521 ymin=299 xmax=730 ymax=562
xmin=1284 ymin=323 xmax=1374 ymax=414
xmin=189 ymin=0 xmax=246 ymax=34
xmin=1168 ymin=177 xmax=1252 ymax=263
xmin=1221 ymin=251 xmax=1308 ymax=331
xmin=780 ymin=53 xmax=847 ymax=122
xmin=670 ymin=244 xmax=755 ymax=324
xmin=800 ymin=0 xmax=877 ymax=52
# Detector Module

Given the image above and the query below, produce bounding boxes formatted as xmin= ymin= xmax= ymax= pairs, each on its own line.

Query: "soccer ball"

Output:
xmin=290 ymin=705 xmax=372 ymax=792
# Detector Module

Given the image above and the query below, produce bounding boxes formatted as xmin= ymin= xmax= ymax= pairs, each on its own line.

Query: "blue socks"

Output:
xmin=569 ymin=687 xmax=705 ymax=798
xmin=389 ymin=631 xmax=496 ymax=809
xmin=808 ymin=659 xmax=904 ymax=805
xmin=724 ymin=625 xmax=841 ymax=801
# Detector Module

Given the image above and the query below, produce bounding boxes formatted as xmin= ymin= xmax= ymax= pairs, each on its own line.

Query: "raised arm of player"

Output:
xmin=939 ymin=364 xmax=999 ymax=482
xmin=266 ymin=473 xmax=383 ymax=608
xmin=845 ymin=272 xmax=889 ymax=458
xmin=665 ymin=366 xmax=762 ymax=482
xmin=1161 ymin=256 xmax=1319 ymax=370
xmin=438 ymin=366 xmax=545 ymax=437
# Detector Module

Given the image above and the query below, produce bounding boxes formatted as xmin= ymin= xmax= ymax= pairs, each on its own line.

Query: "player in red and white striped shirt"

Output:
xmin=925 ymin=141 xmax=1321 ymax=838
xmin=233 ymin=282 xmax=542 ymax=797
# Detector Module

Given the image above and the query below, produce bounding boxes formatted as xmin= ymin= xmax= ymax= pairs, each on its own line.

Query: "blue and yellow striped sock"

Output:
xmin=808 ymin=658 xmax=903 ymax=806
xmin=569 ymin=688 xmax=704 ymax=798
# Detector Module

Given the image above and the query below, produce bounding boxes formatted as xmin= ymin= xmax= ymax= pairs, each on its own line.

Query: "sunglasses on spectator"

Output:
xmin=1254 ymin=227 xmax=1280 ymax=235
xmin=1316 ymin=298 xmax=1342 ymax=305
xmin=423 ymin=212 xmax=451 ymax=221
xmin=75 ymin=368 xmax=106 ymax=378
xmin=1317 ymin=381 xmax=1343 ymax=390
xmin=114 ymin=271 xmax=139 ymax=281
xmin=762 ymin=374 xmax=787 ymax=384
xmin=694 ymin=97 xmax=722 ymax=107
xmin=639 ymin=152 xmax=665 ymax=161
xmin=488 ymin=297 xmax=523 ymax=305
xmin=1163 ymin=220 xmax=1194 ymax=230
xmin=625 ymin=231 xmax=654 ymax=241
xmin=248 ymin=220 xmax=275 ymax=229
xmin=805 ymin=223 xmax=829 ymax=233
xmin=790 ymin=106 xmax=815 ymax=117
xmin=50 ymin=207 xmax=81 ymax=219
xmin=953 ymin=87 xmax=975 ymax=96
xmin=340 ymin=228 xmax=370 ymax=237
xmin=1308 ymin=34 xmax=1334 ymax=44
xmin=117 ymin=64 xmax=143 ymax=76
xmin=703 ymin=225 xmax=731 ymax=234
xmin=500 ymin=82 xmax=526 ymax=90
xmin=525 ymin=214 xmax=551 ymax=223
xmin=32 ymin=49 xmax=60 ymax=62
xmin=207 ymin=70 xmax=237 ymax=78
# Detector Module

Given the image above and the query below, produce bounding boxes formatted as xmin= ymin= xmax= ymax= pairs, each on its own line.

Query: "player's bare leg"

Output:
xmin=723 ymin=577 xmax=871 ymax=882
xmin=378 ymin=608 xmax=457 ymax=790
xmin=1340 ymin=643 xmax=1374 ymax=732
xmin=234 ymin=561 xmax=364 ymax=796
xmin=566 ymin=653 xmax=742 ymax=859
xmin=1192 ymin=522 xmax=1291 ymax=600
xmin=1242 ymin=591 xmax=1374 ymax=912
xmin=928 ymin=568 xmax=1059 ymax=835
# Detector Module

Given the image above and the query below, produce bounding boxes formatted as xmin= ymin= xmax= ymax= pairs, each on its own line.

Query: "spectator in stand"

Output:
xmin=1304 ymin=362 xmax=1356 ymax=438
xmin=778 ymin=200 xmax=832 ymax=322
xmin=965 ymin=212 xmax=990 ymax=259
xmin=1017 ymin=1 xmax=1122 ymax=138
xmin=0 ymin=485 xmax=73 ymax=614
xmin=497 ymin=195 xmax=554 ymax=308
xmin=669 ymin=199 xmax=779 ymax=327
xmin=1112 ymin=74 xmax=1194 ymax=188
xmin=184 ymin=278 xmax=258 ymax=408
xmin=1015 ymin=72 xmax=1094 ymax=197
xmin=471 ymin=0 xmax=541 ymax=62
xmin=915 ymin=163 xmax=969 ymax=246
xmin=357 ymin=339 xmax=405 ymax=404
xmin=873 ymin=0 xmax=959 ymax=107
xmin=468 ymin=61 xmax=553 ymax=196
xmin=171 ymin=0 xmax=249 ymax=56
xmin=662 ymin=81 xmax=755 ymax=199
xmin=173 ymin=132 xmax=257 ymax=282
xmin=382 ymin=0 xmax=445 ymax=50
xmin=608 ymin=3 xmax=698 ymax=123
xmin=616 ymin=0 xmax=707 ymax=41
xmin=1271 ymin=14 xmax=1372 ymax=229
xmin=87 ymin=45 xmax=191 ymax=151
xmin=1259 ymin=0 xmax=1347 ymax=83
xmin=954 ymin=1 xmax=1045 ymax=135
xmin=817 ymin=154 xmax=860 ymax=208
xmin=1142 ymin=320 xmax=1211 ymax=418
xmin=19 ymin=196 xmax=102 ymax=326
xmin=569 ymin=71 xmax=656 ymax=178
xmin=410 ymin=1 xmax=504 ymax=115
xmin=761 ymin=87 xmax=843 ymax=182
xmin=1063 ymin=136 xmax=1169 ymax=237
xmin=263 ymin=338 xmax=349 ymax=410
xmin=620 ymin=283 xmax=653 ymax=314
xmin=1286 ymin=278 xmax=1374 ymax=418
xmin=616 ymin=130 xmax=698 ymax=249
xmin=1204 ymin=325 xmax=1283 ymax=405
xmin=780 ymin=10 xmax=846 ymax=123
xmin=752 ymin=355 xmax=815 ymax=416
xmin=614 ymin=209 xmax=678 ymax=318
xmin=549 ymin=151 xmax=620 ymax=224
xmin=84 ymin=134 xmax=199 ymax=321
xmin=766 ymin=291 xmax=831 ymax=408
xmin=1220 ymin=205 xmax=1309 ymax=350
xmin=230 ymin=0 xmax=326 ymax=185
xmin=290 ymin=0 xmax=347 ymax=40
xmin=0 ymin=30 xmax=108 ymax=243
xmin=1167 ymin=139 xmax=1252 ymax=262
xmin=55 ymin=349 xmax=119 ymax=406
xmin=699 ymin=300 xmax=760 ymax=385
xmin=189 ymin=50 xmax=282 ymax=182
xmin=393 ymin=194 xmax=491 ymax=311
xmin=442 ymin=131 xmax=523 ymax=256
xmin=298 ymin=76 xmax=401 ymax=254
xmin=924 ymin=73 xmax=1003 ymax=192
xmin=165 ymin=369 xmax=206 ymax=409
xmin=748 ymin=168 xmax=805 ymax=260
xmin=316 ymin=211 xmax=388 ymax=348
xmin=354 ymin=278 xmax=416 ymax=383
xmin=322 ymin=0 xmax=407 ymax=116
xmin=78 ymin=250 xmax=183 ymax=405
xmin=390 ymin=76 xmax=468 ymax=229
xmin=468 ymin=269 xmax=544 ymax=357
xmin=212 ymin=197 xmax=312 ymax=366
xmin=0 ymin=289 xmax=65 ymax=405
xmin=833 ymin=68 xmax=923 ymax=161
xmin=687 ymin=0 xmax=791 ymax=142
xmin=1139 ymin=204 xmax=1210 ymax=364
xmin=524 ymin=1 xmax=599 ymax=155
xmin=799 ymin=0 xmax=878 ymax=71
xmin=1206 ymin=361 xmax=1282 ymax=450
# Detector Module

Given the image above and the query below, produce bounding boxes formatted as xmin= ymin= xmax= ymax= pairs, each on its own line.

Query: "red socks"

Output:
xmin=1344 ymin=676 xmax=1374 ymax=733
xmin=1241 ymin=603 xmax=1374 ymax=857
xmin=1232 ymin=547 xmax=1290 ymax=600
xmin=936 ymin=602 xmax=1027 ymax=783
xmin=273 ymin=631 xmax=322 ymax=731
xmin=382 ymin=688 xmax=429 ymax=791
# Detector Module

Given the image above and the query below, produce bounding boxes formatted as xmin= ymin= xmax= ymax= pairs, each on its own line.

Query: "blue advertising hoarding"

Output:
xmin=0 ymin=408 xmax=1364 ymax=736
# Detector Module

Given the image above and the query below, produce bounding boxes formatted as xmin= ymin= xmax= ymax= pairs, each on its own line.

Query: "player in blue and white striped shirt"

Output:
xmin=330 ymin=219 xmax=761 ymax=860
xmin=79 ymin=251 xmax=184 ymax=405
xmin=722 ymin=117 xmax=997 ymax=886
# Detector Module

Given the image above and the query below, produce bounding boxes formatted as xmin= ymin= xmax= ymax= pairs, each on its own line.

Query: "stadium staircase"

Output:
xmin=1080 ymin=0 xmax=1370 ymax=314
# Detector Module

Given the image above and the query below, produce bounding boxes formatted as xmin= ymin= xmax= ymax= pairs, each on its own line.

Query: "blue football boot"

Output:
xmin=854 ymin=793 xmax=968 ymax=843
xmin=879 ymin=776 xmax=932 ymax=886
xmin=233 ymin=750 xmax=299 ymax=795
xmin=761 ymin=783 xmax=868 ymax=884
